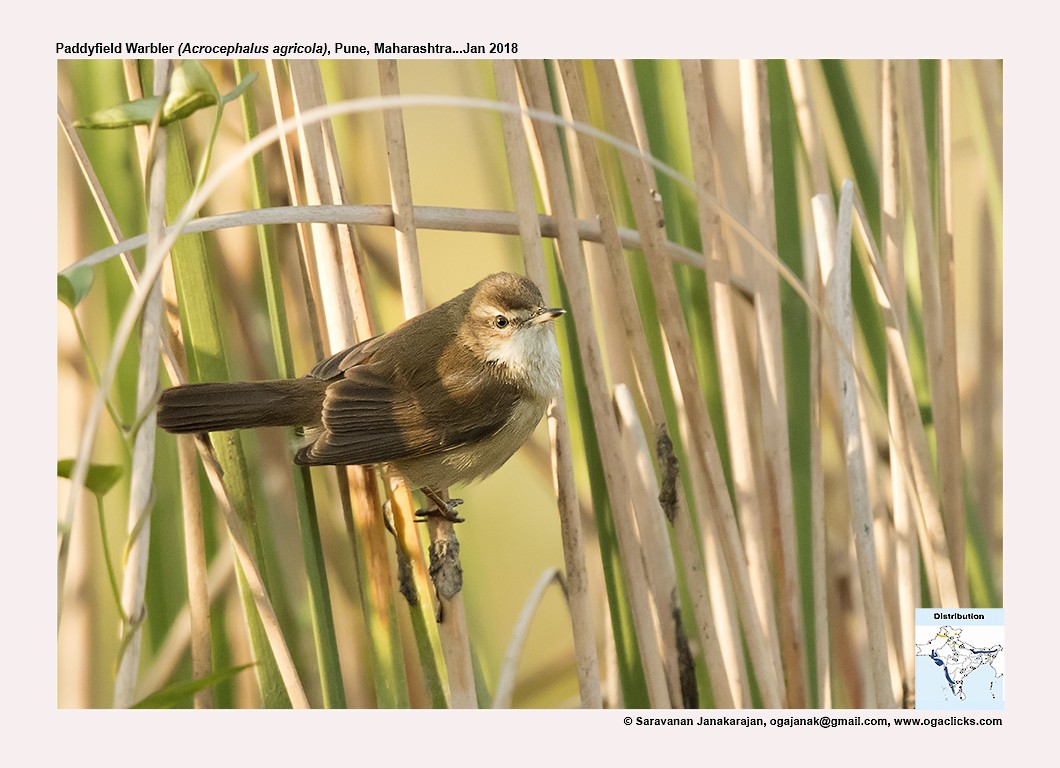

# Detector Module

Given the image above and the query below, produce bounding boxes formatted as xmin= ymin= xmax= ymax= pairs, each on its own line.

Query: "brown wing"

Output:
xmin=294 ymin=358 xmax=522 ymax=467
xmin=306 ymin=334 xmax=385 ymax=382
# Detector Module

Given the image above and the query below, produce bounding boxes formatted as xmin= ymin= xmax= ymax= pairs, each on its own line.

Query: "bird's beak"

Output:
xmin=529 ymin=307 xmax=566 ymax=325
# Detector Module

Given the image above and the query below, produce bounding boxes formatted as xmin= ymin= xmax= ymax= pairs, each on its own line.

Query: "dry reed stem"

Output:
xmin=288 ymin=62 xmax=372 ymax=347
xmin=838 ymin=528 xmax=874 ymax=706
xmin=663 ymin=335 xmax=750 ymax=706
xmin=561 ymin=65 xmax=692 ymax=705
xmin=739 ymin=59 xmax=806 ymax=707
xmin=60 ymin=83 xmax=211 ymax=708
xmin=266 ymin=62 xmax=326 ymax=360
xmin=55 ymin=93 xmax=168 ymax=628
xmin=159 ymin=259 xmax=213 ymax=707
xmin=969 ymin=61 xmax=1003 ymax=203
xmin=175 ymin=399 xmax=213 ymax=708
xmin=783 ymin=59 xmax=832 ymax=707
xmin=895 ymin=61 xmax=966 ymax=605
xmin=858 ymin=384 xmax=905 ymax=705
xmin=975 ymin=205 xmax=999 ymax=572
xmin=581 ymin=59 xmax=698 ymax=427
xmin=194 ymin=435 xmax=310 ymax=707
xmin=113 ymin=61 xmax=169 ymax=707
xmin=492 ymin=569 xmax=566 ymax=708
xmin=785 ymin=60 xmax=831 ymax=199
xmin=804 ymin=212 xmax=830 ymax=708
xmin=140 ymin=61 xmax=214 ymax=708
xmin=616 ymin=60 xmax=651 ymax=155
xmin=674 ymin=59 xmax=784 ymax=707
xmin=74 ymin=204 xmax=709 ymax=274
xmin=557 ymin=59 xmax=735 ymax=707
xmin=813 ymin=188 xmax=893 ymax=708
xmin=881 ymin=60 xmax=918 ymax=703
xmin=614 ymin=384 xmax=690 ymax=706
xmin=555 ymin=66 xmax=642 ymax=402
xmin=423 ymin=512 xmax=476 ymax=708
xmin=61 ymin=93 xmax=317 ymax=712
xmin=847 ymin=198 xmax=959 ymax=608
xmin=696 ymin=61 xmax=786 ymax=704
xmin=518 ymin=59 xmax=672 ymax=707
xmin=136 ymin=550 xmax=233 ymax=701
xmin=703 ymin=64 xmax=797 ymax=699
xmin=604 ymin=431 xmax=675 ymax=706
xmin=379 ymin=60 xmax=426 ymax=318
xmin=780 ymin=73 xmax=877 ymax=699
xmin=53 ymin=108 xmax=102 ymax=622
xmin=386 ymin=478 xmax=448 ymax=694
xmin=684 ymin=58 xmax=792 ymax=707
xmin=493 ymin=59 xmax=601 ymax=708
xmin=377 ymin=60 xmax=475 ymax=708
xmin=290 ymin=62 xmax=412 ymax=706
xmin=937 ymin=60 xmax=969 ymax=605
xmin=602 ymin=61 xmax=792 ymax=707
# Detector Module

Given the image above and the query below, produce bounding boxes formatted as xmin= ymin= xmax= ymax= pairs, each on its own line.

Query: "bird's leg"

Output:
xmin=415 ymin=486 xmax=465 ymax=523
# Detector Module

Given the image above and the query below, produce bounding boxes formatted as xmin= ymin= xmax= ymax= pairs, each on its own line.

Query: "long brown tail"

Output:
xmin=157 ymin=379 xmax=327 ymax=434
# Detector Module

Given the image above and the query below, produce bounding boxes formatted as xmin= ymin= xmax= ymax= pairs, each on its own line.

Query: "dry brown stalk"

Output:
xmin=895 ymin=61 xmax=966 ymax=606
xmin=813 ymin=188 xmax=893 ymax=708
xmin=557 ymin=59 xmax=736 ymax=707
xmin=493 ymin=59 xmax=602 ymax=708
xmin=881 ymin=60 xmax=918 ymax=704
xmin=375 ymin=60 xmax=475 ymax=708
xmin=738 ymin=58 xmax=807 ymax=707
xmin=518 ymin=59 xmax=673 ymax=707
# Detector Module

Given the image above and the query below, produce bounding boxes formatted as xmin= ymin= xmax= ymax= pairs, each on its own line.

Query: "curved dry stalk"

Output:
xmin=57 ymin=90 xmax=816 ymax=308
xmin=492 ymin=568 xmax=566 ymax=708
xmin=69 ymin=204 xmax=708 ymax=274
xmin=61 ymin=92 xmax=871 ymax=432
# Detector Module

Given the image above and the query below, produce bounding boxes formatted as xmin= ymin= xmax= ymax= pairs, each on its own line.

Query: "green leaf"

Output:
xmin=220 ymin=71 xmax=257 ymax=105
xmin=57 ymin=459 xmax=123 ymax=497
xmin=73 ymin=62 xmax=221 ymax=129
xmin=58 ymin=266 xmax=95 ymax=308
xmin=131 ymin=663 xmax=256 ymax=709
xmin=73 ymin=96 xmax=162 ymax=129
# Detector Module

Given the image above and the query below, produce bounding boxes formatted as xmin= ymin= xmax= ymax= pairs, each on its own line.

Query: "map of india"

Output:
xmin=915 ymin=625 xmax=1003 ymax=702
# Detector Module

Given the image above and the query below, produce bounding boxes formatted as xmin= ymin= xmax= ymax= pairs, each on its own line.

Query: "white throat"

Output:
xmin=485 ymin=324 xmax=561 ymax=399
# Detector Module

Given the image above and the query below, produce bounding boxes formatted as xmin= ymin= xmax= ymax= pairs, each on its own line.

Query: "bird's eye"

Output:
xmin=494 ymin=315 xmax=510 ymax=329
